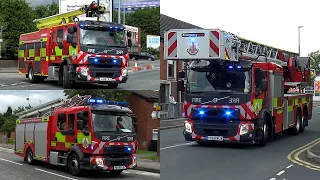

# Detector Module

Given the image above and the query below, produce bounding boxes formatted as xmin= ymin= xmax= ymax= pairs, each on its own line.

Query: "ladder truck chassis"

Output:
xmin=14 ymin=95 xmax=138 ymax=176
xmin=164 ymin=29 xmax=313 ymax=146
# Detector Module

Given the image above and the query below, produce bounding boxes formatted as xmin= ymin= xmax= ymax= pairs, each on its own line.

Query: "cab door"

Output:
xmin=54 ymin=112 xmax=76 ymax=150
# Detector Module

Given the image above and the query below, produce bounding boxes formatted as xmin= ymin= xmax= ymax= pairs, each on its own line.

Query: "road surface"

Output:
xmin=0 ymin=148 xmax=159 ymax=180
xmin=160 ymin=102 xmax=320 ymax=180
xmin=0 ymin=61 xmax=159 ymax=90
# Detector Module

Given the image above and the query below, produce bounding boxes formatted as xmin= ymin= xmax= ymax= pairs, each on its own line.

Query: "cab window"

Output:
xmin=57 ymin=113 xmax=66 ymax=130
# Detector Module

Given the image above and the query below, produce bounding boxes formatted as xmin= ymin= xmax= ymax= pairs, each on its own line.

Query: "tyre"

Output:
xmin=291 ymin=111 xmax=301 ymax=135
xmin=26 ymin=148 xmax=34 ymax=165
xmin=67 ymin=154 xmax=81 ymax=176
xmin=258 ymin=117 xmax=269 ymax=147
xmin=300 ymin=112 xmax=306 ymax=133
xmin=109 ymin=170 xmax=123 ymax=176
xmin=108 ymin=83 xmax=119 ymax=89
xmin=63 ymin=65 xmax=73 ymax=89
xmin=148 ymin=57 xmax=152 ymax=61
xmin=28 ymin=65 xmax=37 ymax=83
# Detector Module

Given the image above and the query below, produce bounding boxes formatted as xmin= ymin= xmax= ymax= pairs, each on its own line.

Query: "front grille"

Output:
xmin=104 ymin=146 xmax=131 ymax=155
xmin=96 ymin=73 xmax=114 ymax=78
xmin=104 ymin=156 xmax=132 ymax=166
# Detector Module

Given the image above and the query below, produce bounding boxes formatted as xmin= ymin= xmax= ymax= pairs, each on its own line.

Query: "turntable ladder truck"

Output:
xmin=18 ymin=1 xmax=133 ymax=89
xmin=15 ymin=94 xmax=138 ymax=176
xmin=164 ymin=29 xmax=313 ymax=146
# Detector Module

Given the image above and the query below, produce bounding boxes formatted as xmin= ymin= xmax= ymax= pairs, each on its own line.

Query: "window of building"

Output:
xmin=68 ymin=114 xmax=75 ymax=131
xmin=168 ymin=60 xmax=175 ymax=78
xmin=57 ymin=113 xmax=66 ymax=130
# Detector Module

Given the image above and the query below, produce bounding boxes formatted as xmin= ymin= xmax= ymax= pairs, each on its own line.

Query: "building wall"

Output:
xmin=129 ymin=94 xmax=158 ymax=150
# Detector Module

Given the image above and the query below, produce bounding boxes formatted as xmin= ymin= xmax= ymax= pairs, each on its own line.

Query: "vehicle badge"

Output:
xmin=187 ymin=42 xmax=199 ymax=55
xmin=255 ymin=102 xmax=260 ymax=114
xmin=82 ymin=137 xmax=89 ymax=149
xmin=72 ymin=50 xmax=76 ymax=60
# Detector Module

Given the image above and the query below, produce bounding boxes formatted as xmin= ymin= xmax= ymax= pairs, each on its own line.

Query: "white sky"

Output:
xmin=160 ymin=0 xmax=319 ymax=56
xmin=0 ymin=90 xmax=65 ymax=113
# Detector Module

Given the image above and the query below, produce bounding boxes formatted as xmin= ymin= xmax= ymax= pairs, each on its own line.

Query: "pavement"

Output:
xmin=160 ymin=102 xmax=320 ymax=180
xmin=0 ymin=146 xmax=159 ymax=180
xmin=0 ymin=60 xmax=159 ymax=90
xmin=160 ymin=117 xmax=187 ymax=130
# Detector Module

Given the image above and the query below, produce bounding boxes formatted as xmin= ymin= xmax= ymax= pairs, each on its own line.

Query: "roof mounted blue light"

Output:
xmin=228 ymin=65 xmax=233 ymax=69
xmin=88 ymin=98 xmax=129 ymax=107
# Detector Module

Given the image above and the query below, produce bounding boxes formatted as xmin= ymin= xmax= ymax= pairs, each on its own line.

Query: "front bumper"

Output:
xmin=80 ymin=155 xmax=137 ymax=171
xmin=183 ymin=120 xmax=264 ymax=144
xmin=75 ymin=66 xmax=128 ymax=83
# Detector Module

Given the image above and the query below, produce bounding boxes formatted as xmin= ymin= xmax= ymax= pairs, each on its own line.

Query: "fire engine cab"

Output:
xmin=14 ymin=95 xmax=138 ymax=176
xmin=164 ymin=29 xmax=313 ymax=146
xmin=18 ymin=1 xmax=132 ymax=89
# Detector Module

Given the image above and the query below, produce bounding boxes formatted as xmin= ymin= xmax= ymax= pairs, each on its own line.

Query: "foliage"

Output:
xmin=64 ymin=90 xmax=132 ymax=102
xmin=142 ymin=47 xmax=160 ymax=57
xmin=34 ymin=1 xmax=59 ymax=18
xmin=0 ymin=0 xmax=38 ymax=59
xmin=310 ymin=51 xmax=320 ymax=72
xmin=0 ymin=105 xmax=32 ymax=133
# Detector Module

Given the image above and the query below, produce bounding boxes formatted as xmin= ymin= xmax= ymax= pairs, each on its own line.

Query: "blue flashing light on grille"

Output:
xmin=127 ymin=147 xmax=132 ymax=151
xmin=225 ymin=111 xmax=231 ymax=116
xmin=236 ymin=65 xmax=241 ymax=69
xmin=93 ymin=58 xmax=99 ymax=63
xmin=109 ymin=26 xmax=113 ymax=28
xmin=88 ymin=98 xmax=129 ymax=107
xmin=79 ymin=24 xmax=84 ymax=28
xmin=90 ymin=145 xmax=94 ymax=150
xmin=112 ymin=59 xmax=118 ymax=63
xmin=228 ymin=65 xmax=233 ymax=69
xmin=199 ymin=110 xmax=205 ymax=115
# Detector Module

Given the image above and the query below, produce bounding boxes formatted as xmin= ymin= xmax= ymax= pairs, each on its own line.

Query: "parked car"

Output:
xmin=132 ymin=52 xmax=156 ymax=61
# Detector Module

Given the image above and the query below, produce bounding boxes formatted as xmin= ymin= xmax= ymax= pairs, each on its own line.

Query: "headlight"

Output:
xmin=184 ymin=121 xmax=192 ymax=133
xmin=80 ymin=68 xmax=88 ymax=76
xmin=95 ymin=158 xmax=104 ymax=167
xmin=239 ymin=124 xmax=253 ymax=135
xmin=122 ymin=68 xmax=128 ymax=76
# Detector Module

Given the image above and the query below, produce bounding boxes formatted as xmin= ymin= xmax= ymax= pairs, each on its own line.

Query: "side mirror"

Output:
xmin=68 ymin=26 xmax=77 ymax=33
xmin=178 ymin=71 xmax=185 ymax=79
xmin=77 ymin=120 xmax=84 ymax=130
xmin=127 ymin=31 xmax=132 ymax=38
xmin=128 ymin=39 xmax=132 ymax=47
xmin=260 ymin=79 xmax=268 ymax=92
xmin=177 ymin=80 xmax=184 ymax=92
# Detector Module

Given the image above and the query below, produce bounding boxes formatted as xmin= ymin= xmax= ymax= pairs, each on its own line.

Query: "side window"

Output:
xmin=68 ymin=114 xmax=75 ymax=131
xmin=77 ymin=111 xmax=89 ymax=129
xmin=57 ymin=113 xmax=66 ymax=130
xmin=57 ymin=29 xmax=63 ymax=45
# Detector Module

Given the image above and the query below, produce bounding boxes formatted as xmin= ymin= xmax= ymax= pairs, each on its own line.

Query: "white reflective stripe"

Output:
xmin=222 ymin=105 xmax=229 ymax=108
xmin=235 ymin=105 xmax=245 ymax=118
xmin=93 ymin=142 xmax=105 ymax=154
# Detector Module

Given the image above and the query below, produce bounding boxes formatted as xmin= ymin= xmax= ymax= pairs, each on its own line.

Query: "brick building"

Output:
xmin=129 ymin=90 xmax=159 ymax=151
xmin=159 ymin=14 xmax=203 ymax=118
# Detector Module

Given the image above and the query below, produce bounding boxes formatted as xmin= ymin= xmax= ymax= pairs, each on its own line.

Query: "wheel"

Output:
xmin=108 ymin=83 xmax=119 ymax=89
xmin=258 ymin=118 xmax=269 ymax=147
xmin=62 ymin=65 xmax=73 ymax=89
xmin=291 ymin=111 xmax=301 ymax=135
xmin=26 ymin=148 xmax=34 ymax=165
xmin=300 ymin=112 xmax=306 ymax=133
xmin=148 ymin=57 xmax=152 ymax=61
xmin=67 ymin=154 xmax=81 ymax=176
xmin=28 ymin=65 xmax=37 ymax=83
xmin=109 ymin=170 xmax=123 ymax=176
xmin=132 ymin=57 xmax=136 ymax=61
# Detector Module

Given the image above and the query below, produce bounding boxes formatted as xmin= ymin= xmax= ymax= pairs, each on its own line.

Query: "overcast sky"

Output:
xmin=28 ymin=0 xmax=58 ymax=6
xmin=161 ymin=0 xmax=319 ymax=56
xmin=0 ymin=90 xmax=65 ymax=113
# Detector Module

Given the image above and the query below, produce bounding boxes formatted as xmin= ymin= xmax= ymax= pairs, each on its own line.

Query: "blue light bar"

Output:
xmin=228 ymin=65 xmax=233 ymax=69
xmin=93 ymin=58 xmax=99 ymax=63
xmin=88 ymin=98 xmax=129 ymax=107
xmin=225 ymin=111 xmax=231 ymax=115
xmin=236 ymin=65 xmax=241 ymax=69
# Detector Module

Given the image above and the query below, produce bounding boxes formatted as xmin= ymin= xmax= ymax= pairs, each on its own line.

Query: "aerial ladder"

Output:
xmin=33 ymin=1 xmax=110 ymax=29
xmin=165 ymin=29 xmax=311 ymax=90
xmin=16 ymin=95 xmax=92 ymax=119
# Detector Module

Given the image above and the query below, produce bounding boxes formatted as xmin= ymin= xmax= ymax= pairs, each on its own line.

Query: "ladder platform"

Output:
xmin=284 ymin=82 xmax=309 ymax=87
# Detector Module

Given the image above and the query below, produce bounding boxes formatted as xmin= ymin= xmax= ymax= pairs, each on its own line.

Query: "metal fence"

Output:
xmin=159 ymin=102 xmax=183 ymax=120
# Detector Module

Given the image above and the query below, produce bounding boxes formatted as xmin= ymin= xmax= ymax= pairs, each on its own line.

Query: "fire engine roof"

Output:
xmin=160 ymin=14 xmax=203 ymax=41
xmin=90 ymin=104 xmax=132 ymax=113
xmin=79 ymin=20 xmax=125 ymax=29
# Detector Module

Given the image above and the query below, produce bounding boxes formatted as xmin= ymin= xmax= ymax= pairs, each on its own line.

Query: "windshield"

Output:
xmin=91 ymin=112 xmax=134 ymax=133
xmin=187 ymin=69 xmax=252 ymax=93
xmin=80 ymin=29 xmax=126 ymax=47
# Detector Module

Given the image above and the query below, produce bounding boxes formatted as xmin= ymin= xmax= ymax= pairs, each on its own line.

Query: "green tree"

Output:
xmin=0 ymin=106 xmax=17 ymax=134
xmin=0 ymin=0 xmax=37 ymax=59
xmin=64 ymin=90 xmax=132 ymax=102
xmin=310 ymin=50 xmax=320 ymax=72
xmin=34 ymin=1 xmax=59 ymax=19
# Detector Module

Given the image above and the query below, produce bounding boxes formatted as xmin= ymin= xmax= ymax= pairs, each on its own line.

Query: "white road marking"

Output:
xmin=276 ymin=170 xmax=285 ymax=176
xmin=124 ymin=170 xmax=160 ymax=178
xmin=0 ymin=158 xmax=23 ymax=166
xmin=269 ymin=178 xmax=276 ymax=180
xmin=34 ymin=168 xmax=77 ymax=180
xmin=286 ymin=164 xmax=293 ymax=169
xmin=160 ymin=142 xmax=196 ymax=150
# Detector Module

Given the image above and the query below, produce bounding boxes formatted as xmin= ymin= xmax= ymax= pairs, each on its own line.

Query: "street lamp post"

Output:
xmin=298 ymin=26 xmax=303 ymax=56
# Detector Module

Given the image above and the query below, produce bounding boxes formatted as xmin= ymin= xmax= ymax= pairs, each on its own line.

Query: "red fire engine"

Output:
xmin=164 ymin=29 xmax=313 ymax=146
xmin=18 ymin=1 xmax=132 ymax=89
xmin=14 ymin=95 xmax=138 ymax=176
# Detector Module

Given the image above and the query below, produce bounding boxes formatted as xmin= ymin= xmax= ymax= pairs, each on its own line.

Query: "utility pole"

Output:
xmin=123 ymin=0 xmax=126 ymax=25
xmin=298 ymin=26 xmax=303 ymax=56
xmin=118 ymin=0 xmax=121 ymax=23
xmin=0 ymin=26 xmax=3 ymax=59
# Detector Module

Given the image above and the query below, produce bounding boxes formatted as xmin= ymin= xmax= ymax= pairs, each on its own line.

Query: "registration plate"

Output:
xmin=114 ymin=165 xmax=126 ymax=170
xmin=99 ymin=77 xmax=112 ymax=81
xmin=206 ymin=136 xmax=223 ymax=141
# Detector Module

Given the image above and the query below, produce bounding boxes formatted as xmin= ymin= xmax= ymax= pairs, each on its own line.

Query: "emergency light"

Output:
xmin=88 ymin=98 xmax=129 ymax=107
